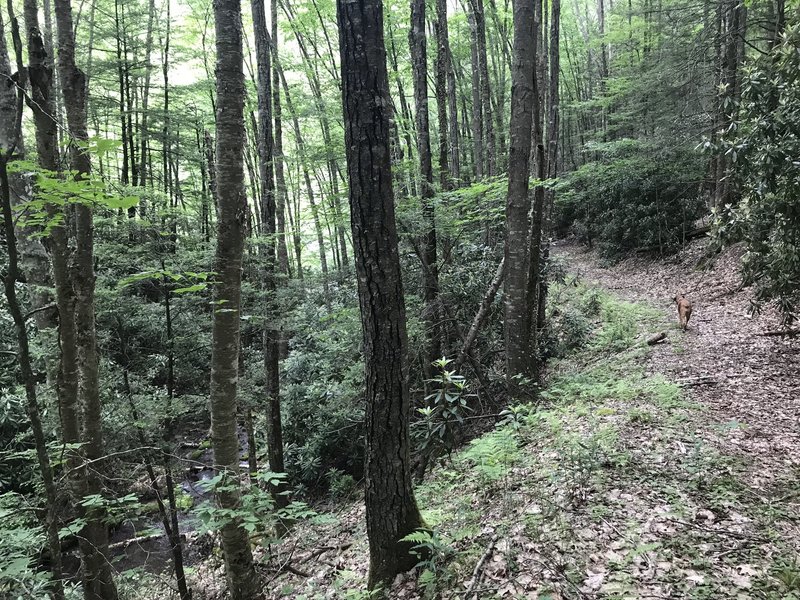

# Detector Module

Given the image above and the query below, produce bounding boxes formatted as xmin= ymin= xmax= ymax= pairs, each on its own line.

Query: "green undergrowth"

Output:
xmin=407 ymin=282 xmax=799 ymax=599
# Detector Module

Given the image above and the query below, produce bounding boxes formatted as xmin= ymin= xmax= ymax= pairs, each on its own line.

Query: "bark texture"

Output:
xmin=336 ymin=0 xmax=427 ymax=589
xmin=210 ymin=0 xmax=258 ymax=596
xmin=504 ymin=0 xmax=537 ymax=383
xmin=53 ymin=0 xmax=119 ymax=597
xmin=409 ymin=0 xmax=442 ymax=377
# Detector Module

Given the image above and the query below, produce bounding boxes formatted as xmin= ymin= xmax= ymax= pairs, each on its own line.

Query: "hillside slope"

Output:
xmin=186 ymin=239 xmax=800 ymax=600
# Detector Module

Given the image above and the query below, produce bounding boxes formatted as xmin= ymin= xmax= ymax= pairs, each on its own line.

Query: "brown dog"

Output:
xmin=674 ymin=294 xmax=692 ymax=331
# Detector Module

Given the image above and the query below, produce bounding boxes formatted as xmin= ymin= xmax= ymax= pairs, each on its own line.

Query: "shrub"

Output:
xmin=555 ymin=140 xmax=705 ymax=257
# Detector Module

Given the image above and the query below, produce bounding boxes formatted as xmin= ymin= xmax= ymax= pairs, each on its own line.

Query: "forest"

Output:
xmin=0 ymin=0 xmax=798 ymax=596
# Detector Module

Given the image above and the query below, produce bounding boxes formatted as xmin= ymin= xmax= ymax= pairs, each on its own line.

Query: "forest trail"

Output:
xmin=555 ymin=239 xmax=800 ymax=495
xmin=190 ymin=239 xmax=800 ymax=600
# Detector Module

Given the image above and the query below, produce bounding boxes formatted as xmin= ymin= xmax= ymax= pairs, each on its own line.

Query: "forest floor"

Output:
xmin=182 ymin=238 xmax=800 ymax=600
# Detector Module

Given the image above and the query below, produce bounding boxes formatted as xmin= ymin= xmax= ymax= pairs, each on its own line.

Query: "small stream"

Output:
xmin=65 ymin=429 xmax=253 ymax=578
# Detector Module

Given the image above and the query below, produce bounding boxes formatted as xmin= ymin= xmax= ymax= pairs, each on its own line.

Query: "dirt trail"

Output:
xmin=556 ymin=239 xmax=800 ymax=492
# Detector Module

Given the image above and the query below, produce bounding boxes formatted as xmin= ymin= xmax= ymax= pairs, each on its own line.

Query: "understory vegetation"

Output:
xmin=1 ymin=0 xmax=798 ymax=596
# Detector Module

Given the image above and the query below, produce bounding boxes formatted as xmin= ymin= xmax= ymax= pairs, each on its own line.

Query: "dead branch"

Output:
xmin=108 ymin=532 xmax=165 ymax=551
xmin=646 ymin=332 xmax=667 ymax=345
xmin=454 ymin=258 xmax=506 ymax=371
xmin=464 ymin=537 xmax=496 ymax=598
xmin=757 ymin=328 xmax=800 ymax=337
xmin=677 ymin=375 xmax=717 ymax=387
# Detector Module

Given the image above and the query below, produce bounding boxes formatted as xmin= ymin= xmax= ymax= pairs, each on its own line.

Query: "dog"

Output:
xmin=674 ymin=294 xmax=692 ymax=331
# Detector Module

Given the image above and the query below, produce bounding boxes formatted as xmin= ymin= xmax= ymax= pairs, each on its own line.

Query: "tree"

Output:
xmin=209 ymin=0 xmax=258 ymax=596
xmin=503 ymin=0 xmax=537 ymax=385
xmin=719 ymin=23 xmax=800 ymax=324
xmin=53 ymin=0 xmax=120 ymax=596
xmin=252 ymin=0 xmax=288 ymax=512
xmin=409 ymin=0 xmax=443 ymax=379
xmin=0 ymin=8 xmax=64 ymax=598
xmin=336 ymin=0 xmax=427 ymax=589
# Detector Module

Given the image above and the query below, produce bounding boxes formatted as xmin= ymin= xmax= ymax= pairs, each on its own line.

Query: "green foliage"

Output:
xmin=326 ymin=468 xmax=357 ymax=499
xmin=400 ymin=529 xmax=455 ymax=598
xmin=460 ymin=426 xmax=520 ymax=488
xmin=412 ymin=359 xmax=473 ymax=468
xmin=194 ymin=471 xmax=315 ymax=540
xmin=556 ymin=140 xmax=705 ymax=257
xmin=716 ymin=25 xmax=800 ymax=324
xmin=0 ymin=493 xmax=54 ymax=599
xmin=281 ymin=295 xmax=366 ymax=488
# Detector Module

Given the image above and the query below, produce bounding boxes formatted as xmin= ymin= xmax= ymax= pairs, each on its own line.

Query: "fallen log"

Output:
xmin=757 ymin=328 xmax=800 ymax=337
xmin=677 ymin=375 xmax=717 ymax=387
xmin=646 ymin=332 xmax=667 ymax=345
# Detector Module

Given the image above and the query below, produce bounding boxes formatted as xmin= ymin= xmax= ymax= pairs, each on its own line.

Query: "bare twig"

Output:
xmin=464 ymin=537 xmax=496 ymax=597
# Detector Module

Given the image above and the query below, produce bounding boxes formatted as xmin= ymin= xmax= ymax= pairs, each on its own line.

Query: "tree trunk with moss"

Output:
xmin=210 ymin=0 xmax=258 ymax=597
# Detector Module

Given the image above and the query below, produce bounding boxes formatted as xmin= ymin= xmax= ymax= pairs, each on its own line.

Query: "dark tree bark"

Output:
xmin=252 ymin=0 xmax=288 ymax=512
xmin=210 ymin=0 xmax=258 ymax=597
xmin=53 ymin=0 xmax=120 ymax=597
xmin=446 ymin=45 xmax=461 ymax=184
xmin=433 ymin=0 xmax=451 ymax=189
xmin=409 ymin=0 xmax=443 ymax=378
xmin=503 ymin=0 xmax=537 ymax=384
xmin=472 ymin=0 xmax=496 ymax=175
xmin=336 ymin=0 xmax=427 ymax=589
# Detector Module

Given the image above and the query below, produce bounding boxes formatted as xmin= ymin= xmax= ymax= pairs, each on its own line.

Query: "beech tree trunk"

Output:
xmin=336 ymin=0 xmax=427 ymax=589
xmin=210 ymin=0 xmax=258 ymax=596
xmin=53 ymin=0 xmax=120 ymax=597
xmin=504 ymin=0 xmax=537 ymax=384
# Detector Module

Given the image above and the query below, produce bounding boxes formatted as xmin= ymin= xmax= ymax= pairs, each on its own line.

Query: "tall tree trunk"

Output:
xmin=504 ymin=0 xmax=537 ymax=385
xmin=252 ymin=0 xmax=288 ymax=513
xmin=409 ymin=0 xmax=443 ymax=377
xmin=336 ymin=0 xmax=427 ymax=589
xmin=433 ymin=0 xmax=451 ymax=190
xmin=537 ymin=0 xmax=561 ymax=334
xmin=271 ymin=0 xmax=291 ymax=277
xmin=276 ymin=58 xmax=331 ymax=304
xmin=281 ymin=0 xmax=350 ymax=272
xmin=472 ymin=0 xmax=496 ymax=175
xmin=0 ymin=9 xmax=64 ymax=598
xmin=138 ymin=0 xmax=156 ymax=188
xmin=210 ymin=0 xmax=258 ymax=597
xmin=467 ymin=5 xmax=484 ymax=180
xmin=446 ymin=45 xmax=461 ymax=184
xmin=53 ymin=0 xmax=120 ymax=597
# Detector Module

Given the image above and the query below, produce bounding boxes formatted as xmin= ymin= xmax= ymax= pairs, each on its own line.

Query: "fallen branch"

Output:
xmin=298 ymin=542 xmax=353 ymax=564
xmin=677 ymin=375 xmax=717 ymax=387
xmin=757 ymin=328 xmax=800 ymax=337
xmin=454 ymin=258 xmax=506 ymax=371
xmin=464 ymin=537 xmax=496 ymax=598
xmin=108 ymin=532 xmax=164 ymax=551
xmin=646 ymin=332 xmax=667 ymax=345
